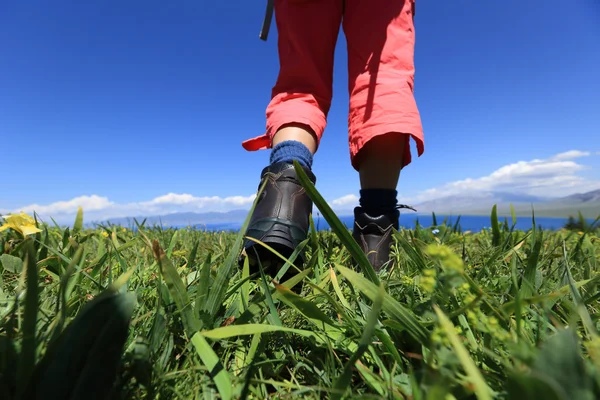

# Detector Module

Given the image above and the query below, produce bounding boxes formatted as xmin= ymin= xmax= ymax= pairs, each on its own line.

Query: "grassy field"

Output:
xmin=1 ymin=167 xmax=600 ymax=399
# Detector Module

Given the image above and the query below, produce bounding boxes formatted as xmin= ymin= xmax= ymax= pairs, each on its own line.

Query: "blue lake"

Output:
xmin=186 ymin=214 xmax=589 ymax=233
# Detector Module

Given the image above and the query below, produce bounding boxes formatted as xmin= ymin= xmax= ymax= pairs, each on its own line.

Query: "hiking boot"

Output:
xmin=240 ymin=161 xmax=316 ymax=277
xmin=352 ymin=206 xmax=405 ymax=271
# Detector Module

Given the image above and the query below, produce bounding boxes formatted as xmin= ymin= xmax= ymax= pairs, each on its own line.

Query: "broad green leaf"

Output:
xmin=506 ymin=373 xmax=563 ymax=400
xmin=532 ymin=328 xmax=594 ymax=400
xmin=22 ymin=289 xmax=135 ymax=400
xmin=507 ymin=328 xmax=593 ymax=400
xmin=0 ymin=254 xmax=22 ymax=273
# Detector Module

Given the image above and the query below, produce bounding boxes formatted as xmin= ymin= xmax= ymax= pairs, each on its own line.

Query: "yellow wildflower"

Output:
xmin=101 ymin=231 xmax=109 ymax=238
xmin=463 ymin=294 xmax=476 ymax=304
xmin=423 ymin=268 xmax=437 ymax=277
xmin=420 ymin=276 xmax=436 ymax=294
xmin=467 ymin=310 xmax=477 ymax=324
xmin=585 ymin=337 xmax=600 ymax=365
xmin=425 ymin=244 xmax=464 ymax=273
xmin=0 ymin=212 xmax=42 ymax=236
xmin=401 ymin=275 xmax=414 ymax=286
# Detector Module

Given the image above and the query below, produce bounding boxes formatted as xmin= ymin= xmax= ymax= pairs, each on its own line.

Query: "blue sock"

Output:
xmin=270 ymin=140 xmax=313 ymax=169
xmin=359 ymin=189 xmax=398 ymax=215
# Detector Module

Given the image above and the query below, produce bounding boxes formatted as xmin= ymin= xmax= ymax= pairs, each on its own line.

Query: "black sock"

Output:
xmin=359 ymin=189 xmax=398 ymax=215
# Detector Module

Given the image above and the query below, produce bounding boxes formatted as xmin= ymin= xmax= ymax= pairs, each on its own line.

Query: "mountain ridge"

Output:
xmin=89 ymin=189 xmax=600 ymax=226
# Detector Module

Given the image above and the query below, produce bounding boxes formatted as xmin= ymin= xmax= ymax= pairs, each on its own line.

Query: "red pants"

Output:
xmin=242 ymin=0 xmax=424 ymax=170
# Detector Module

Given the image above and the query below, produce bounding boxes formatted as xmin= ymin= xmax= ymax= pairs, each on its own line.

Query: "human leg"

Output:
xmin=240 ymin=0 xmax=343 ymax=274
xmin=343 ymin=0 xmax=424 ymax=270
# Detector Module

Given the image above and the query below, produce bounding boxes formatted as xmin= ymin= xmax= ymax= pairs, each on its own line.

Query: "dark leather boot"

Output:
xmin=240 ymin=161 xmax=316 ymax=277
xmin=352 ymin=206 xmax=400 ymax=272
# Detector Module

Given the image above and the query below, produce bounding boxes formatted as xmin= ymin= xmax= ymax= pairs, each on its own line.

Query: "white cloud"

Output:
xmin=329 ymin=194 xmax=358 ymax=207
xmin=551 ymin=150 xmax=590 ymax=160
xmin=142 ymin=193 xmax=256 ymax=208
xmin=4 ymin=150 xmax=598 ymax=224
xmin=6 ymin=193 xmax=257 ymax=224
xmin=329 ymin=150 xmax=600 ymax=209
xmin=16 ymin=195 xmax=114 ymax=215
xmin=407 ymin=150 xmax=599 ymax=203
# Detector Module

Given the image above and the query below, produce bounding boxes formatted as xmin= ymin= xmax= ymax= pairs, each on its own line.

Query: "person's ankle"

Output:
xmin=270 ymin=140 xmax=313 ymax=169
xmin=359 ymin=188 xmax=398 ymax=215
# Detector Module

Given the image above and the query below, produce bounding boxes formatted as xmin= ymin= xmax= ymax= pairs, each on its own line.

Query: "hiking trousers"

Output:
xmin=242 ymin=0 xmax=424 ymax=170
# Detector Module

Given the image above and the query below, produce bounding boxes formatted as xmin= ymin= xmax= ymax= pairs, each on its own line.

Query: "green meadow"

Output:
xmin=1 ymin=165 xmax=599 ymax=399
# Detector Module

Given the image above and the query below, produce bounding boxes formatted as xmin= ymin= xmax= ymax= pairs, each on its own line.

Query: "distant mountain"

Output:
xmin=89 ymin=190 xmax=600 ymax=228
xmin=411 ymin=192 xmax=548 ymax=215
xmin=420 ymin=189 xmax=600 ymax=219
xmin=554 ymin=189 xmax=600 ymax=204
xmin=96 ymin=209 xmax=250 ymax=227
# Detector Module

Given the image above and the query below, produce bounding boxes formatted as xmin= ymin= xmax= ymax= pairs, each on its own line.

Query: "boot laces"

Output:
xmin=396 ymin=204 xmax=417 ymax=212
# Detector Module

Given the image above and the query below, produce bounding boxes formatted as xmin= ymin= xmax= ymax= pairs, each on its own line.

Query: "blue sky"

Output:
xmin=1 ymin=0 xmax=599 ymax=222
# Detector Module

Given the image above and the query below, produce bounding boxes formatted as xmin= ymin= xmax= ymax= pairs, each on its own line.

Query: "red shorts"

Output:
xmin=242 ymin=0 xmax=424 ymax=170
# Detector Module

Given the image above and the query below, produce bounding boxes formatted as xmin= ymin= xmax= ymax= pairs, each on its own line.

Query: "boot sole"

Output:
xmin=242 ymin=217 xmax=308 ymax=268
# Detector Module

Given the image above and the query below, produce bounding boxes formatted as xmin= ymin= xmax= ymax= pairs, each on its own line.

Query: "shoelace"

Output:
xmin=397 ymin=204 xmax=417 ymax=212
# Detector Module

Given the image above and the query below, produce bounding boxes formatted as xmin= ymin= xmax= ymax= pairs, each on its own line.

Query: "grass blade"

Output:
xmin=274 ymin=283 xmax=337 ymax=328
xmin=199 ymin=324 xmax=322 ymax=340
xmin=204 ymin=179 xmax=265 ymax=321
xmin=190 ymin=333 xmax=233 ymax=400
xmin=16 ymin=240 xmax=38 ymax=397
xmin=434 ymin=305 xmax=493 ymax=400
xmin=195 ymin=253 xmax=212 ymax=326
xmin=331 ymin=283 xmax=385 ymax=400
xmin=491 ymin=204 xmax=500 ymax=247
xmin=257 ymin=255 xmax=282 ymax=326
xmin=335 ymin=264 xmax=429 ymax=344
xmin=510 ymin=204 xmax=517 ymax=228
xmin=73 ymin=206 xmax=83 ymax=233
xmin=522 ymin=229 xmax=543 ymax=298
xmin=152 ymin=240 xmax=200 ymax=336
xmin=293 ymin=160 xmax=380 ymax=285
xmin=330 ymin=266 xmax=351 ymax=310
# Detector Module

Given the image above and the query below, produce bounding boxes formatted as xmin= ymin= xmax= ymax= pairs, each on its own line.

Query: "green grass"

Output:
xmin=1 ymin=171 xmax=600 ymax=399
